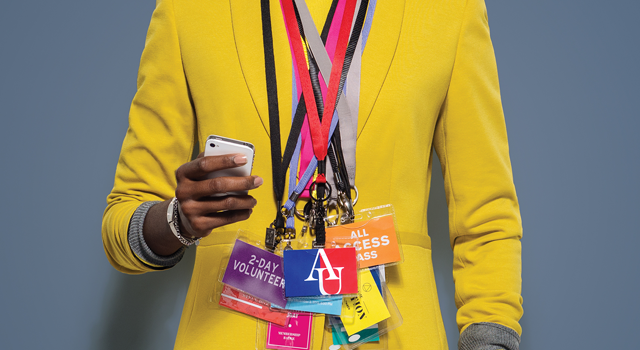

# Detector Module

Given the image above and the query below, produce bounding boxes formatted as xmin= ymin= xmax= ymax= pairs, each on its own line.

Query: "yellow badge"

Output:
xmin=340 ymin=269 xmax=390 ymax=335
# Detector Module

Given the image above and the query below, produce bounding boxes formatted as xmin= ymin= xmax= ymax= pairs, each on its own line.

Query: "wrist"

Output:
xmin=142 ymin=200 xmax=185 ymax=256
xmin=167 ymin=197 xmax=201 ymax=246
xmin=128 ymin=201 xmax=185 ymax=268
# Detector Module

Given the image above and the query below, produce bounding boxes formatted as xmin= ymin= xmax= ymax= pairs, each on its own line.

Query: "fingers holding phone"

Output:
xmin=174 ymin=135 xmax=260 ymax=238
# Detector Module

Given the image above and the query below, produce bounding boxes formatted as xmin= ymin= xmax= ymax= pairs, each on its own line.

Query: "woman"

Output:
xmin=103 ymin=0 xmax=523 ymax=349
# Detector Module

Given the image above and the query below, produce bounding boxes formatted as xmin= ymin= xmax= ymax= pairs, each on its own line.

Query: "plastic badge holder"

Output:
xmin=256 ymin=313 xmax=316 ymax=350
xmin=323 ymin=267 xmax=403 ymax=350
xmin=335 ymin=266 xmax=386 ymax=322
xmin=272 ymin=294 xmax=344 ymax=316
xmin=325 ymin=204 xmax=404 ymax=270
xmin=210 ymin=231 xmax=287 ymax=310
xmin=218 ymin=283 xmax=291 ymax=327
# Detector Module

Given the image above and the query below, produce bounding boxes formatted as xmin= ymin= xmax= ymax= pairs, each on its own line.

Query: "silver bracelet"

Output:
xmin=167 ymin=197 xmax=200 ymax=246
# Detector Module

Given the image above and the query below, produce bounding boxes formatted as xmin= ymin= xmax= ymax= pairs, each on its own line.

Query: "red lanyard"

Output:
xmin=280 ymin=0 xmax=357 ymax=173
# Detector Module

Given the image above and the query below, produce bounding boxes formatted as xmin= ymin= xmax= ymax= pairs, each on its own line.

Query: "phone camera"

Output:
xmin=209 ymin=143 xmax=216 ymax=148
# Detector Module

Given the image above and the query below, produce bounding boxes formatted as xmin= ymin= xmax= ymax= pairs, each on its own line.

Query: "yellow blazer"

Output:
xmin=103 ymin=0 xmax=523 ymax=348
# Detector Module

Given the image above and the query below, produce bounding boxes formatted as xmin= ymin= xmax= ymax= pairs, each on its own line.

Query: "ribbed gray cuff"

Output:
xmin=128 ymin=201 xmax=186 ymax=269
xmin=459 ymin=322 xmax=520 ymax=350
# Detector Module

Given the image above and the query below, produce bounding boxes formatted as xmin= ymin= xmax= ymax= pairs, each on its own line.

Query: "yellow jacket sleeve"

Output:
xmin=433 ymin=0 xmax=524 ymax=335
xmin=102 ymin=0 xmax=196 ymax=274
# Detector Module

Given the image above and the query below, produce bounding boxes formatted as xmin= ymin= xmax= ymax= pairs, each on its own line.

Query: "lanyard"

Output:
xmin=286 ymin=0 xmax=340 ymax=232
xmin=281 ymin=0 xmax=357 ymax=173
xmin=261 ymin=0 xmax=344 ymax=250
xmin=293 ymin=0 xmax=370 ymax=205
xmin=261 ymin=0 xmax=309 ymax=249
xmin=343 ymin=0 xmax=378 ymax=187
xmin=294 ymin=0 xmax=355 ymax=201
xmin=261 ymin=0 xmax=367 ymax=249
xmin=287 ymin=0 xmax=355 ymax=246
xmin=293 ymin=0 xmax=345 ymax=201
xmin=284 ymin=0 xmax=370 ymax=205
xmin=283 ymin=0 xmax=370 ymax=246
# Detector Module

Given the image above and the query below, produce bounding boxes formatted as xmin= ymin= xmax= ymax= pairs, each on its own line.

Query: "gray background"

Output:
xmin=0 ymin=0 xmax=638 ymax=349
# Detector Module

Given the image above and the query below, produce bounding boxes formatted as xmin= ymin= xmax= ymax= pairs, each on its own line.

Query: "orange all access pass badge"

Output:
xmin=326 ymin=214 xmax=401 ymax=268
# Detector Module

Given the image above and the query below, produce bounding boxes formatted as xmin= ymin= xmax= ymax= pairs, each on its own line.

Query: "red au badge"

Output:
xmin=283 ymin=248 xmax=359 ymax=298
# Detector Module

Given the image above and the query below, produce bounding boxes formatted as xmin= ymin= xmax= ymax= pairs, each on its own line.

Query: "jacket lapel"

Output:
xmin=229 ymin=0 xmax=293 ymax=136
xmin=358 ymin=0 xmax=406 ymax=136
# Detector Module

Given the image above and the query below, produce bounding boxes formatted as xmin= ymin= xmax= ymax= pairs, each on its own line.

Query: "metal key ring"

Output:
xmin=325 ymin=202 xmax=340 ymax=227
xmin=351 ymin=185 xmax=359 ymax=206
xmin=309 ymin=181 xmax=332 ymax=202
xmin=294 ymin=198 xmax=310 ymax=220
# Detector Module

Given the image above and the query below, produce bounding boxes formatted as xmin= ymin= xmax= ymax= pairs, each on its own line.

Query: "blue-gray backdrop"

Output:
xmin=1 ymin=1 xmax=638 ymax=349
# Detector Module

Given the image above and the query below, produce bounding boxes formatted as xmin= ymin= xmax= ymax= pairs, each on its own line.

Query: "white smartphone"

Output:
xmin=204 ymin=135 xmax=255 ymax=196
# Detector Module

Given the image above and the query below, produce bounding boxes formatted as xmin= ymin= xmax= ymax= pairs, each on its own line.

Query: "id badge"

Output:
xmin=221 ymin=239 xmax=287 ymax=307
xmin=331 ymin=322 xmax=380 ymax=345
xmin=283 ymin=247 xmax=358 ymax=298
xmin=326 ymin=208 xmax=402 ymax=269
xmin=340 ymin=269 xmax=390 ymax=335
xmin=266 ymin=312 xmax=313 ymax=350
xmin=273 ymin=295 xmax=344 ymax=315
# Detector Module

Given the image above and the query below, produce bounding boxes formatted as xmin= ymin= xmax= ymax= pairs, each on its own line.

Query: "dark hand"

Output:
xmin=143 ymin=153 xmax=262 ymax=256
xmin=175 ymin=153 xmax=262 ymax=238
